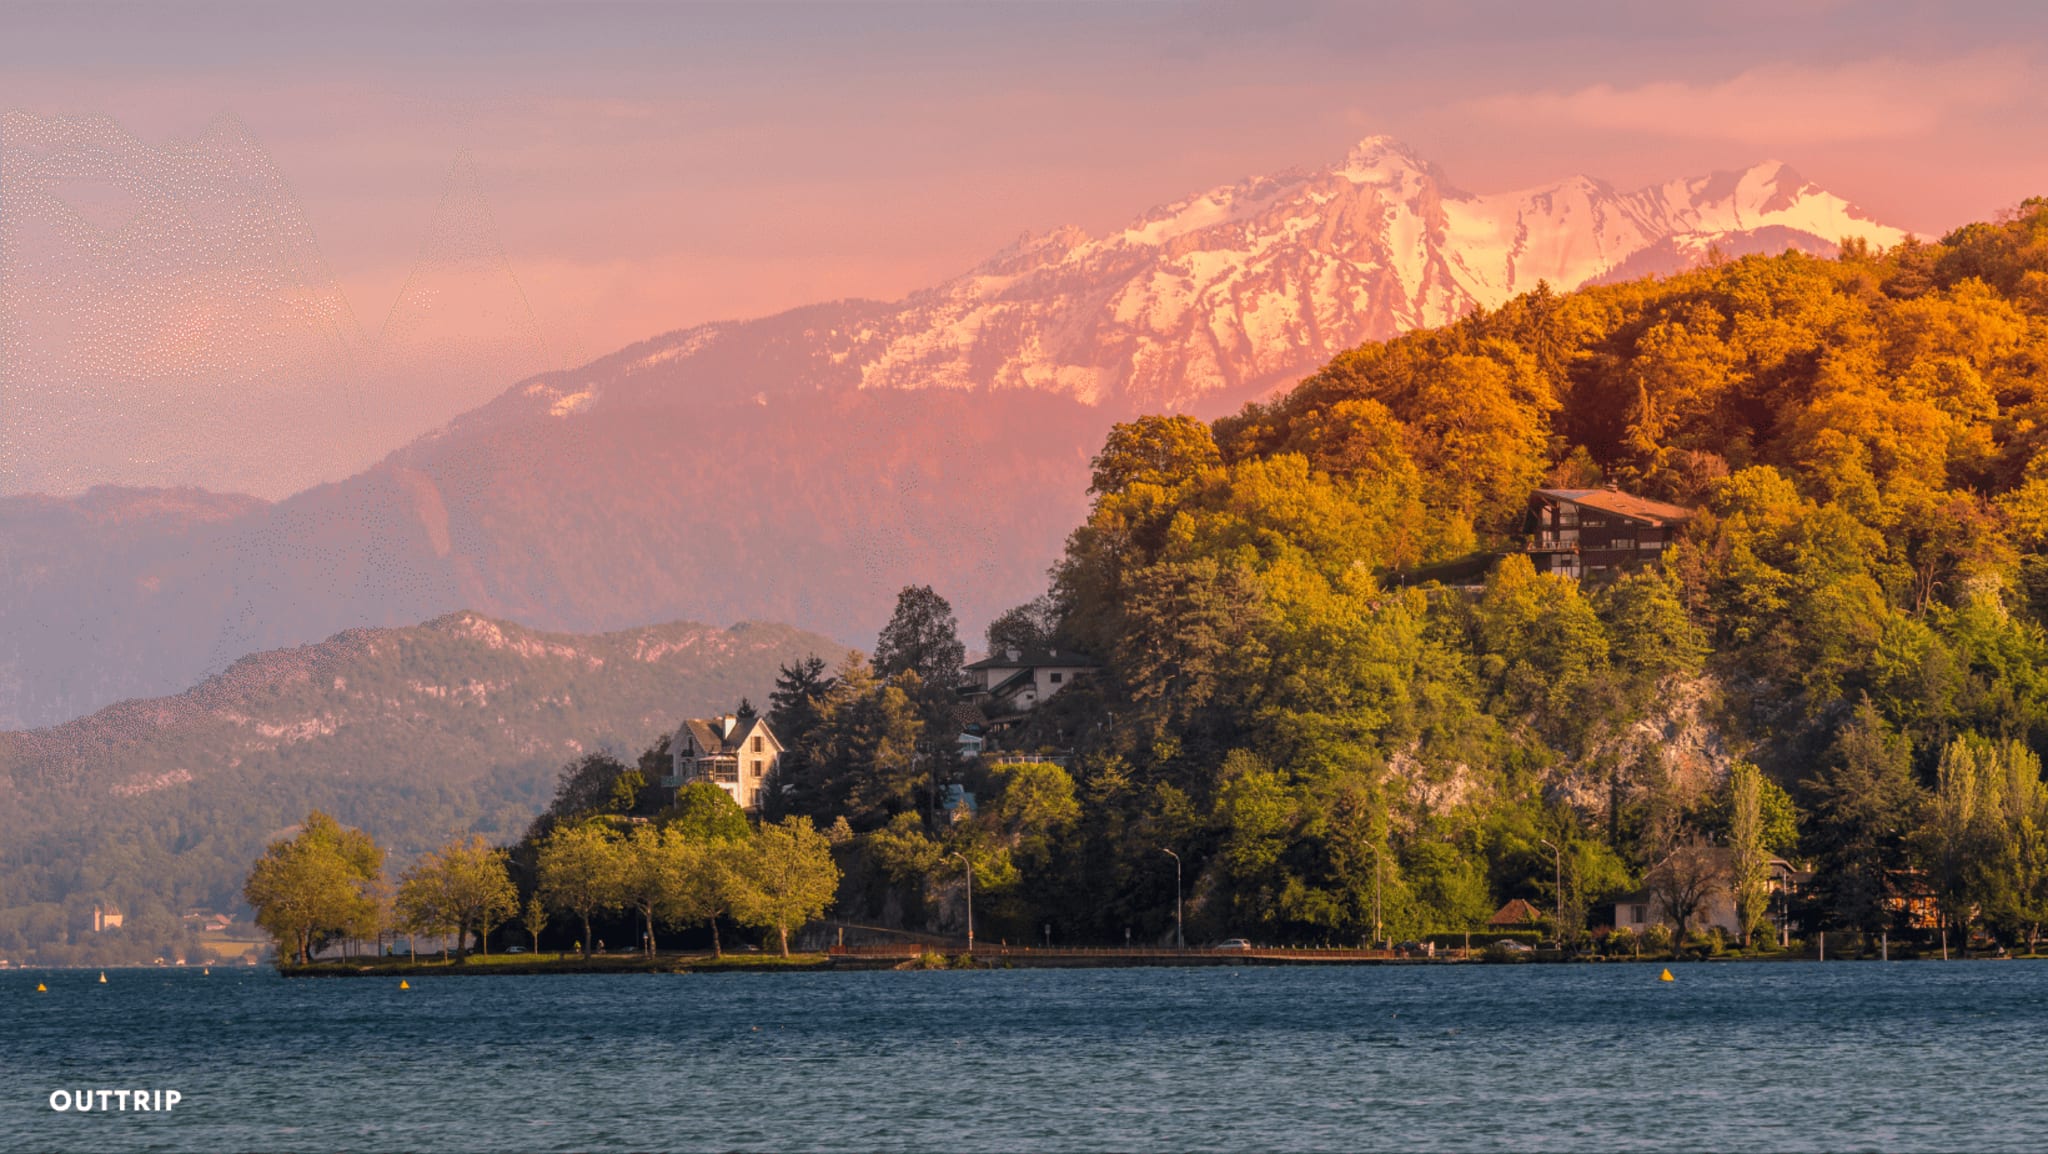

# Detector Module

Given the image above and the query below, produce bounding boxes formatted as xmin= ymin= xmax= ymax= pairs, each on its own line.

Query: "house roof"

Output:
xmin=1488 ymin=898 xmax=1546 ymax=927
xmin=963 ymin=646 xmax=1101 ymax=671
xmin=984 ymin=667 xmax=1037 ymax=700
xmin=1535 ymin=488 xmax=1695 ymax=527
xmin=679 ymin=715 xmax=776 ymax=758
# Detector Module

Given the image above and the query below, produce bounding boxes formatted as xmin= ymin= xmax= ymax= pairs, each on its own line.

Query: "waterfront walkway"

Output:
xmin=826 ymin=943 xmax=1472 ymax=967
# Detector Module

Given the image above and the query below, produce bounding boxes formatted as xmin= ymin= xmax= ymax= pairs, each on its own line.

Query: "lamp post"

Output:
xmin=1160 ymin=847 xmax=1183 ymax=950
xmin=1539 ymin=837 xmax=1563 ymax=947
xmin=1357 ymin=842 xmax=1382 ymax=950
xmin=950 ymin=851 xmax=974 ymax=953
xmin=1374 ymin=848 xmax=1382 ymax=949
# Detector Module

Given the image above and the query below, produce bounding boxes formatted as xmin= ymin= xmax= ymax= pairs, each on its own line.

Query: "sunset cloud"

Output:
xmin=1468 ymin=52 xmax=2030 ymax=144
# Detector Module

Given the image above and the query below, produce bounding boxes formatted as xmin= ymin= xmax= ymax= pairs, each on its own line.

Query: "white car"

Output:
xmin=1213 ymin=938 xmax=1253 ymax=951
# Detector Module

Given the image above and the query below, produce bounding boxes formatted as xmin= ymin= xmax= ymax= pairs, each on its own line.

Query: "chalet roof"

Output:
xmin=1488 ymin=898 xmax=1546 ymax=927
xmin=1535 ymin=488 xmax=1695 ymax=527
xmin=679 ymin=715 xmax=776 ymax=758
xmin=985 ymin=667 xmax=1037 ymax=700
xmin=963 ymin=646 xmax=1101 ymax=671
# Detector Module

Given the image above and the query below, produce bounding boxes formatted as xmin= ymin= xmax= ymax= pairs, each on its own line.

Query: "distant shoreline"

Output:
xmin=271 ymin=946 xmax=2041 ymax=976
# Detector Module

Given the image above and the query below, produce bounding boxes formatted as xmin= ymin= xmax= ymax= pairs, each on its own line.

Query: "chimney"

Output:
xmin=1605 ymin=479 xmax=1620 ymax=492
xmin=1006 ymin=648 xmax=1022 ymax=663
xmin=719 ymin=715 xmax=737 ymax=738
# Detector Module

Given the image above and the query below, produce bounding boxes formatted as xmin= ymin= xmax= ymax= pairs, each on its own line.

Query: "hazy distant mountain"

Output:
xmin=0 ymin=612 xmax=842 ymax=959
xmin=0 ymin=137 xmax=1903 ymax=728
xmin=0 ymin=114 xmax=554 ymax=499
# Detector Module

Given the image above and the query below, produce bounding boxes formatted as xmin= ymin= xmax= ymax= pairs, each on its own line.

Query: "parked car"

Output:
xmin=504 ymin=946 xmax=527 ymax=954
xmin=1213 ymin=938 xmax=1253 ymax=951
xmin=1492 ymin=939 xmax=1533 ymax=953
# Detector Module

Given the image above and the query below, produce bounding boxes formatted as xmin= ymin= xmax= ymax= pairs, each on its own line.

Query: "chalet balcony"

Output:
xmin=668 ymin=757 xmax=740 ymax=785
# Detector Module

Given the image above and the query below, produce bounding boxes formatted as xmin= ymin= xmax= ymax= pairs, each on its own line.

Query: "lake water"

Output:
xmin=4 ymin=961 xmax=2043 ymax=1151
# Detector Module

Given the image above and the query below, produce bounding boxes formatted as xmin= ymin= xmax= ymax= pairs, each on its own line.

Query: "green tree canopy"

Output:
xmin=729 ymin=817 xmax=842 ymax=956
xmin=242 ymin=811 xmax=383 ymax=966
xmin=536 ymin=822 xmax=624 ymax=959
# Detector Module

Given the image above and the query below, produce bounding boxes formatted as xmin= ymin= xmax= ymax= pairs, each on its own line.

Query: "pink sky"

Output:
xmin=4 ymin=1 xmax=2045 ymax=371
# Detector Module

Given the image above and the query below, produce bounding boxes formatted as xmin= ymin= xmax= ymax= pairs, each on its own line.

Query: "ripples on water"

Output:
xmin=3 ymin=962 xmax=2041 ymax=1151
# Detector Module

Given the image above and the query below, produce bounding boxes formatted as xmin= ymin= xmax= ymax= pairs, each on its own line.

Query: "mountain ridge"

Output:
xmin=0 ymin=610 xmax=846 ymax=962
xmin=0 ymin=137 xmax=1903 ymax=730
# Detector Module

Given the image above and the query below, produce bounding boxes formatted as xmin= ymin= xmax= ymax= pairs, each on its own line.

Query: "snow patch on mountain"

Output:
xmin=619 ymin=135 xmax=1902 ymax=416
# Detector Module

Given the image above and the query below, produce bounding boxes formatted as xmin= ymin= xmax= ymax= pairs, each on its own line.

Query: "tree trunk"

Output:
xmin=779 ymin=923 xmax=789 ymax=957
xmin=644 ymin=906 xmax=657 ymax=958
xmin=711 ymin=917 xmax=723 ymax=959
xmin=582 ymin=912 xmax=593 ymax=959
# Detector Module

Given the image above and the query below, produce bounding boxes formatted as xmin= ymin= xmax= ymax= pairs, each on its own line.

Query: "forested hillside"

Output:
xmin=0 ymin=613 xmax=843 ymax=964
xmin=776 ymin=201 xmax=2048 ymax=951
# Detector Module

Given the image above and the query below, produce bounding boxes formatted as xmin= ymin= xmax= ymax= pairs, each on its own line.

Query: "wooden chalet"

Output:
xmin=1524 ymin=484 xmax=1694 ymax=579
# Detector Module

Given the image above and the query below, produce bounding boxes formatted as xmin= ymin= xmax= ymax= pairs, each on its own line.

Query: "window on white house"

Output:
xmin=1049 ymin=672 xmax=1063 ymax=684
xmin=752 ymin=736 xmax=763 ymax=753
xmin=752 ymin=761 xmax=765 ymax=779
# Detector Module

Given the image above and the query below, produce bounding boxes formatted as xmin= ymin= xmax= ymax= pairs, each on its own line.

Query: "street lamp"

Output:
xmin=1360 ymin=842 xmax=1383 ymax=950
xmin=950 ymin=851 xmax=974 ymax=953
xmin=1538 ymin=838 xmax=1563 ymax=947
xmin=1160 ymin=847 xmax=1183 ymax=950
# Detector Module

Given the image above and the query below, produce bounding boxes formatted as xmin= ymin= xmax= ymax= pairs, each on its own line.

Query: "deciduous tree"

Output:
xmin=537 ymin=823 xmax=624 ymax=959
xmin=729 ymin=817 xmax=842 ymax=956
xmin=395 ymin=835 xmax=518 ymax=960
xmin=242 ymin=811 xmax=383 ymax=966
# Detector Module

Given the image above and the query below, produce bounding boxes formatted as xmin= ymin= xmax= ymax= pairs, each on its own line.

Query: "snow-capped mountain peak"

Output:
xmin=549 ymin=138 xmax=1904 ymax=424
xmin=823 ymin=138 xmax=1906 ymax=411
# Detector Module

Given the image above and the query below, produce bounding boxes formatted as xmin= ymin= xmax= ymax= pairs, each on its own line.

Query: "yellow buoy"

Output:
xmin=399 ymin=979 xmax=411 ymax=990
xmin=98 ymin=971 xmax=107 ymax=984
xmin=36 ymin=983 xmax=47 ymax=992
xmin=1658 ymin=968 xmax=1675 ymax=982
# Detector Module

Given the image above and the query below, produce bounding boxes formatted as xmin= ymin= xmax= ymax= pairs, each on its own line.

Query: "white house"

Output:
xmin=960 ymin=647 xmax=1100 ymax=713
xmin=1612 ymin=854 xmax=1807 ymax=941
xmin=664 ymin=714 xmax=782 ymax=813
